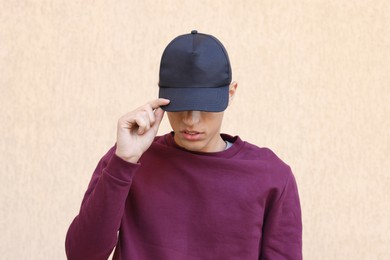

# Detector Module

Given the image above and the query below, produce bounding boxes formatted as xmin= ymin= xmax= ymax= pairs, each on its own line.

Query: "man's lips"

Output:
xmin=181 ymin=130 xmax=203 ymax=141
xmin=183 ymin=130 xmax=201 ymax=135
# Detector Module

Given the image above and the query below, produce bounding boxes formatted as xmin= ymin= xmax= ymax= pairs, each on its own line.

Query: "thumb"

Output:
xmin=151 ymin=107 xmax=165 ymax=131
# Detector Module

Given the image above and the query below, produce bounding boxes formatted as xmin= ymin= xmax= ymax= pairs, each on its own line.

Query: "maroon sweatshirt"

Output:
xmin=65 ymin=133 xmax=302 ymax=259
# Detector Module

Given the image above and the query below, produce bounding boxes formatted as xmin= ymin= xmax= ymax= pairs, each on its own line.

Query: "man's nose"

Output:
xmin=183 ymin=111 xmax=201 ymax=125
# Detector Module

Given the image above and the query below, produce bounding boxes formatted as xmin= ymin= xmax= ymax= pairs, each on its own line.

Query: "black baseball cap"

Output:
xmin=158 ymin=30 xmax=232 ymax=112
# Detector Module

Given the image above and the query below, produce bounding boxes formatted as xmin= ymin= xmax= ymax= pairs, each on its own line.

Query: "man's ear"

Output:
xmin=228 ymin=81 xmax=238 ymax=105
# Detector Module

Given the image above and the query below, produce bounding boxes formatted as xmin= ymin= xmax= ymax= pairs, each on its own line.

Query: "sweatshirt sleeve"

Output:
xmin=65 ymin=147 xmax=140 ymax=260
xmin=260 ymin=169 xmax=303 ymax=260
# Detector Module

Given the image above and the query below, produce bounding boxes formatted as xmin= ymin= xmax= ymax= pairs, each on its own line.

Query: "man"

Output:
xmin=65 ymin=30 xmax=302 ymax=259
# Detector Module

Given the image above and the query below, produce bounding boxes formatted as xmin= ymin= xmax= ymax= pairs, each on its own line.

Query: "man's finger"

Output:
xmin=144 ymin=105 xmax=156 ymax=125
xmin=151 ymin=108 xmax=165 ymax=131
xmin=149 ymin=98 xmax=170 ymax=110
xmin=134 ymin=114 xmax=150 ymax=135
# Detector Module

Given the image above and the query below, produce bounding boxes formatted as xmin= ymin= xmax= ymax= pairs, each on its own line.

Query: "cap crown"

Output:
xmin=159 ymin=31 xmax=232 ymax=89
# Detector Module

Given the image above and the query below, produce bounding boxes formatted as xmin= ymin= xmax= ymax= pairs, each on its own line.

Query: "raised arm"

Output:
xmin=65 ymin=99 xmax=169 ymax=260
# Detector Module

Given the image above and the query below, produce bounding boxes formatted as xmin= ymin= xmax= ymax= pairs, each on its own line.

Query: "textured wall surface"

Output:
xmin=1 ymin=0 xmax=389 ymax=259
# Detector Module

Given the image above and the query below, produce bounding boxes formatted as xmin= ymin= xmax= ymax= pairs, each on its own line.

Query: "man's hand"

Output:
xmin=115 ymin=98 xmax=170 ymax=163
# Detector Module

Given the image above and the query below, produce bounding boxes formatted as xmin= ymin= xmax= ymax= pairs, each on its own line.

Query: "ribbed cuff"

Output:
xmin=104 ymin=153 xmax=140 ymax=183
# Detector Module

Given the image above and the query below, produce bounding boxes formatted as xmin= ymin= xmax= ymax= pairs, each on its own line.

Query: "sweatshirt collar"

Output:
xmin=162 ymin=132 xmax=244 ymax=158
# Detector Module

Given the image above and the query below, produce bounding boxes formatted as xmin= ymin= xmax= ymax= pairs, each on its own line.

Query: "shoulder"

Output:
xmin=236 ymin=138 xmax=294 ymax=180
xmin=233 ymin=136 xmax=287 ymax=163
xmin=241 ymin=141 xmax=299 ymax=204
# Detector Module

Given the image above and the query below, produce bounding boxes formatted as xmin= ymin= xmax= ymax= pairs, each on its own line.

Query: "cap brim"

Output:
xmin=159 ymin=85 xmax=229 ymax=112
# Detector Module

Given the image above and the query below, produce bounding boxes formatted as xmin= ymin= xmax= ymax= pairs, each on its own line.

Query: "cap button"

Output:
xmin=191 ymin=30 xmax=198 ymax=34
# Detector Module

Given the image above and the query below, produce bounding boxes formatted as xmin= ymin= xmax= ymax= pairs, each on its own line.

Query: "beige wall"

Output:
xmin=1 ymin=0 xmax=389 ymax=259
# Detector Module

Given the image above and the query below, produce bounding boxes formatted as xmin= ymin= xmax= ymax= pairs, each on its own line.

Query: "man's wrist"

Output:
xmin=114 ymin=151 xmax=141 ymax=164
